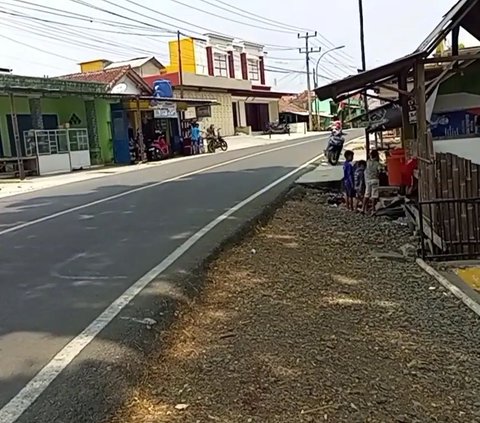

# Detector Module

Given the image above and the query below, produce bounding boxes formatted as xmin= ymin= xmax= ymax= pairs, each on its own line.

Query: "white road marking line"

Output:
xmin=0 ymin=150 xmax=325 ymax=423
xmin=0 ymin=137 xmax=325 ymax=237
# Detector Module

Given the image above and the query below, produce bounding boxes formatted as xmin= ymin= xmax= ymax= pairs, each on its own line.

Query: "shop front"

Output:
xmin=111 ymin=96 xmax=217 ymax=164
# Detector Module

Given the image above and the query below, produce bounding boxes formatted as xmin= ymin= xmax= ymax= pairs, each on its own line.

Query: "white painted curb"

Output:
xmin=417 ymin=258 xmax=480 ymax=318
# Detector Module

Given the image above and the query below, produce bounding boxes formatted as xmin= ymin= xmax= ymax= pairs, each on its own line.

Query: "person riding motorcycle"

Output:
xmin=205 ymin=124 xmax=217 ymax=153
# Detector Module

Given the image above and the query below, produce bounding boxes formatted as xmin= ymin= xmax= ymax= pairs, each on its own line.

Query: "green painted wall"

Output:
xmin=439 ymin=61 xmax=480 ymax=95
xmin=95 ymin=99 xmax=113 ymax=164
xmin=0 ymin=95 xmax=113 ymax=162
xmin=312 ymin=98 xmax=332 ymax=115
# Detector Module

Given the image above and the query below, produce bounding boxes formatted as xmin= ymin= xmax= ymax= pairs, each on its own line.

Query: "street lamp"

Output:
xmin=314 ymin=45 xmax=346 ymax=87
xmin=312 ymin=45 xmax=345 ymax=131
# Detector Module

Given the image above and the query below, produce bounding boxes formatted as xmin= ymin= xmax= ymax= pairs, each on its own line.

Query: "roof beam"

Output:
xmin=424 ymin=53 xmax=480 ymax=63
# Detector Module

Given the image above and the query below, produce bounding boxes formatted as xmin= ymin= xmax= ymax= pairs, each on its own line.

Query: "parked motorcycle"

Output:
xmin=206 ymin=128 xmax=228 ymax=153
xmin=146 ymin=131 xmax=170 ymax=161
xmin=325 ymin=129 xmax=346 ymax=166
xmin=128 ymin=137 xmax=137 ymax=164
xmin=263 ymin=121 xmax=290 ymax=135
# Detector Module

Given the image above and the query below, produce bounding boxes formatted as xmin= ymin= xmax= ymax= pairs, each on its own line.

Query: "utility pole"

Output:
xmin=358 ymin=0 xmax=370 ymax=154
xmin=299 ymin=32 xmax=321 ymax=131
xmin=177 ymin=30 xmax=184 ymax=99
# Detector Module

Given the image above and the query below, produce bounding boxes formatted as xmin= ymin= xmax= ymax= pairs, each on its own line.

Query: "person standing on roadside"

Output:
xmin=363 ymin=149 xmax=381 ymax=215
xmin=343 ymin=150 xmax=355 ymax=211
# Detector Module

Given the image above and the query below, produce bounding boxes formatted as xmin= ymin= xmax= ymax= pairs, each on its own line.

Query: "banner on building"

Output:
xmin=153 ymin=102 xmax=177 ymax=119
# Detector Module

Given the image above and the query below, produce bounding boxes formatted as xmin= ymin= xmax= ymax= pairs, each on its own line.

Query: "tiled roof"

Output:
xmin=279 ymin=96 xmax=307 ymax=114
xmin=60 ymin=66 xmax=130 ymax=89
xmin=59 ymin=66 xmax=152 ymax=94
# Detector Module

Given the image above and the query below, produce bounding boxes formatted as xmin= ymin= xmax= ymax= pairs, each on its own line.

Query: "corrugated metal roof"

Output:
xmin=104 ymin=56 xmax=164 ymax=71
xmin=416 ymin=0 xmax=480 ymax=53
xmin=314 ymin=52 xmax=425 ymax=101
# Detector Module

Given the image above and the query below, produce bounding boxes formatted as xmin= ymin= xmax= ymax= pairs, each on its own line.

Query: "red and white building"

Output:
xmin=144 ymin=33 xmax=287 ymax=135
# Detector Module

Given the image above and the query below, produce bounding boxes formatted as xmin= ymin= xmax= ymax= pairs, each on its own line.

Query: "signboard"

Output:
xmin=407 ymin=97 xmax=417 ymax=124
xmin=184 ymin=107 xmax=197 ymax=119
xmin=196 ymin=105 xmax=212 ymax=118
xmin=153 ymin=102 xmax=177 ymax=119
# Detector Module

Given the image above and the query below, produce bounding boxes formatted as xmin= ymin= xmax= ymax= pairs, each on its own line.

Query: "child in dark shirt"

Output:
xmin=343 ymin=150 xmax=355 ymax=211
xmin=354 ymin=160 xmax=367 ymax=211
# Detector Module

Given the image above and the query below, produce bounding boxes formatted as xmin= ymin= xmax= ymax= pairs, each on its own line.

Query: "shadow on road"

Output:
xmin=0 ymin=162 xmax=312 ymax=423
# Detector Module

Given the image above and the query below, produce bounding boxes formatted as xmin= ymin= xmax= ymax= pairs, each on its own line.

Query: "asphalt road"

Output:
xmin=0 ymin=131 xmax=361 ymax=423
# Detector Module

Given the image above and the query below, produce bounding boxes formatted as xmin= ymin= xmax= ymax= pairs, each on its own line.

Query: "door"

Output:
xmin=232 ymin=102 xmax=239 ymax=130
xmin=111 ymin=105 xmax=131 ymax=164
xmin=245 ymin=103 xmax=269 ymax=132
xmin=6 ymin=114 xmax=58 ymax=156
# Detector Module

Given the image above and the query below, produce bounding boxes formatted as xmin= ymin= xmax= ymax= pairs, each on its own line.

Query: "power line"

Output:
xmin=0 ymin=8 xmax=172 ymax=36
xmin=265 ymin=65 xmax=307 ymax=74
xmin=195 ymin=0 xmax=297 ymax=33
xmin=169 ymin=0 xmax=294 ymax=34
xmin=68 ymin=0 xmax=178 ymax=34
xmin=0 ymin=0 xmax=165 ymax=31
xmin=205 ymin=0 xmax=314 ymax=33
xmin=203 ymin=0 xmax=355 ymax=64
xmin=115 ymin=0 xmax=300 ymax=51
xmin=1 ymin=18 xmax=155 ymax=59
xmin=0 ymin=33 xmax=76 ymax=61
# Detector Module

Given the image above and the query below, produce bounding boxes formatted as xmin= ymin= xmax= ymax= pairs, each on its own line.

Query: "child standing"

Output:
xmin=343 ymin=150 xmax=355 ymax=211
xmin=354 ymin=160 xmax=367 ymax=211
xmin=363 ymin=149 xmax=381 ymax=214
xmin=190 ymin=122 xmax=201 ymax=154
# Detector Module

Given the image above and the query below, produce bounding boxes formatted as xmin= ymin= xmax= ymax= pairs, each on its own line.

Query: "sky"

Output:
xmin=0 ymin=0 xmax=478 ymax=93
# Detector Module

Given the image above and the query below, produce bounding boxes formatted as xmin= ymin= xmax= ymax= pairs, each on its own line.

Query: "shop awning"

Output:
xmin=314 ymin=52 xmax=425 ymax=101
xmin=120 ymin=95 xmax=219 ymax=108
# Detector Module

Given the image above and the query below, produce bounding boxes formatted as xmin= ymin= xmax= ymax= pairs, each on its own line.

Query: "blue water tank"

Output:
xmin=153 ymin=80 xmax=173 ymax=98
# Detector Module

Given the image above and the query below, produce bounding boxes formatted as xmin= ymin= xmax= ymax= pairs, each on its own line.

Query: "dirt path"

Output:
xmin=110 ymin=189 xmax=480 ymax=423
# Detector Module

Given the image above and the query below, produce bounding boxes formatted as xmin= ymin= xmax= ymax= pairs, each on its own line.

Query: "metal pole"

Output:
xmin=9 ymin=93 xmax=25 ymax=180
xmin=177 ymin=30 xmax=184 ymax=99
xmin=305 ymin=36 xmax=313 ymax=132
xmin=358 ymin=0 xmax=370 ymax=155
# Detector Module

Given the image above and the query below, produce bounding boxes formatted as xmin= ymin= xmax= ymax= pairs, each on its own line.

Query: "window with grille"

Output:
xmin=248 ymin=59 xmax=259 ymax=81
xmin=214 ymin=53 xmax=228 ymax=77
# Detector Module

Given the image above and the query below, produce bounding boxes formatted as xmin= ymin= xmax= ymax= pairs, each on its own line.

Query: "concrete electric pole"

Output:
xmin=298 ymin=32 xmax=321 ymax=131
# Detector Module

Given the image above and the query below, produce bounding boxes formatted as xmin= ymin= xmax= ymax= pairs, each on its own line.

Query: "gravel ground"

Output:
xmin=110 ymin=189 xmax=480 ymax=423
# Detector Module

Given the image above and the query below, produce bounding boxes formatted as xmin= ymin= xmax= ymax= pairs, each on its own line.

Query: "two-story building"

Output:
xmin=144 ymin=33 xmax=285 ymax=136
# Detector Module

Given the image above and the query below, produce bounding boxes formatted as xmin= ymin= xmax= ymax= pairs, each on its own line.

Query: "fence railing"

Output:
xmin=23 ymin=129 xmax=89 ymax=157
xmin=419 ymin=197 xmax=480 ymax=260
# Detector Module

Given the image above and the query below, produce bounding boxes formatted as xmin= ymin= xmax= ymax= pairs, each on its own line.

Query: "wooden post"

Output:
xmin=9 ymin=93 xmax=25 ymax=180
xmin=415 ymin=60 xmax=427 ymax=158
xmin=399 ymin=72 xmax=414 ymax=154
xmin=135 ymin=97 xmax=146 ymax=162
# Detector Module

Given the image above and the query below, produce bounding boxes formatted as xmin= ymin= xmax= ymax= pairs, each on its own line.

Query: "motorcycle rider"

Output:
xmin=205 ymin=124 xmax=217 ymax=153
xmin=206 ymin=124 xmax=216 ymax=139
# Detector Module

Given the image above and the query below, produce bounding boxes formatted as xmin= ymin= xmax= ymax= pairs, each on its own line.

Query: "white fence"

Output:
xmin=23 ymin=129 xmax=91 ymax=175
